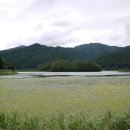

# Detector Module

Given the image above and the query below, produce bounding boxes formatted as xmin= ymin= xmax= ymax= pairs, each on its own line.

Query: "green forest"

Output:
xmin=0 ymin=43 xmax=130 ymax=70
xmin=38 ymin=60 xmax=101 ymax=72
xmin=0 ymin=57 xmax=15 ymax=70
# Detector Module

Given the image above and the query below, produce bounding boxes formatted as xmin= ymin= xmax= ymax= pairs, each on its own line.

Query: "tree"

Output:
xmin=0 ymin=57 xmax=5 ymax=69
xmin=0 ymin=57 xmax=15 ymax=70
xmin=38 ymin=60 xmax=102 ymax=72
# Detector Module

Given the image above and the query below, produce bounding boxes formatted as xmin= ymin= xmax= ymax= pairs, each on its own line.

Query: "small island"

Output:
xmin=38 ymin=60 xmax=102 ymax=72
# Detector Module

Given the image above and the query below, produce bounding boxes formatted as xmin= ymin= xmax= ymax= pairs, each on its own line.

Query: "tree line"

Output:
xmin=38 ymin=60 xmax=102 ymax=72
xmin=0 ymin=57 xmax=15 ymax=70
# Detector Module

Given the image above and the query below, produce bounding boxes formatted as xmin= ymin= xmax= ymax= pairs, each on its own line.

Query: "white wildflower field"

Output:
xmin=0 ymin=76 xmax=130 ymax=116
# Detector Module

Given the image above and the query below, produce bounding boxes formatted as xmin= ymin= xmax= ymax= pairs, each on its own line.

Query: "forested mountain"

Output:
xmin=72 ymin=43 xmax=118 ymax=60
xmin=0 ymin=43 xmax=129 ymax=70
xmin=97 ymin=46 xmax=130 ymax=70
xmin=0 ymin=43 xmax=72 ymax=69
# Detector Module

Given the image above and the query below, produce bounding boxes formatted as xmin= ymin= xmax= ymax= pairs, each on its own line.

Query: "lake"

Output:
xmin=0 ymin=71 xmax=130 ymax=78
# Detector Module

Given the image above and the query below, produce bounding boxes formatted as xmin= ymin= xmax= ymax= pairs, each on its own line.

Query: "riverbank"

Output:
xmin=0 ymin=71 xmax=130 ymax=78
xmin=119 ymin=69 xmax=130 ymax=72
xmin=0 ymin=70 xmax=16 ymax=75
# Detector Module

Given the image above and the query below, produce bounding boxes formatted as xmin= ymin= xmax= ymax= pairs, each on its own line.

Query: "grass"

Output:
xmin=0 ymin=76 xmax=130 ymax=116
xmin=0 ymin=110 xmax=130 ymax=130
xmin=0 ymin=76 xmax=130 ymax=129
xmin=0 ymin=70 xmax=16 ymax=75
xmin=119 ymin=69 xmax=130 ymax=72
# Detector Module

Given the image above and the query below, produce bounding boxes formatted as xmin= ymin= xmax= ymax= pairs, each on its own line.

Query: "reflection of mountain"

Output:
xmin=0 ymin=43 xmax=130 ymax=70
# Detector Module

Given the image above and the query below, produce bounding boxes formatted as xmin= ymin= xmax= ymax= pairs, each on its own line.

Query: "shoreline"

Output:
xmin=0 ymin=72 xmax=130 ymax=79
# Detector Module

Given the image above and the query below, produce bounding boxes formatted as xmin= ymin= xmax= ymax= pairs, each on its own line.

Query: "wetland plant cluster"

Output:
xmin=0 ymin=111 xmax=130 ymax=130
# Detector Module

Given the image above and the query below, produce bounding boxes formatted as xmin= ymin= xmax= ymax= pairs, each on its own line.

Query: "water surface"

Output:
xmin=0 ymin=71 xmax=130 ymax=78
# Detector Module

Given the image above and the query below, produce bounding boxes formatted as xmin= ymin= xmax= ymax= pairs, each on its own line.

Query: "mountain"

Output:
xmin=0 ymin=43 xmax=73 ymax=69
xmin=73 ymin=43 xmax=119 ymax=60
xmin=97 ymin=46 xmax=130 ymax=70
xmin=0 ymin=43 xmax=129 ymax=70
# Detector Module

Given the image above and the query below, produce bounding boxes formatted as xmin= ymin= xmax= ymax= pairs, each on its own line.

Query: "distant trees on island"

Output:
xmin=0 ymin=57 xmax=15 ymax=70
xmin=38 ymin=60 xmax=102 ymax=72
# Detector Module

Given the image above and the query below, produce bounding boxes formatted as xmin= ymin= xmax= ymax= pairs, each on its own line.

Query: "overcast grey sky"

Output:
xmin=0 ymin=0 xmax=130 ymax=50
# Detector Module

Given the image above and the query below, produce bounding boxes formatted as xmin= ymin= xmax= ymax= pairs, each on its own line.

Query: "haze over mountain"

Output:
xmin=0 ymin=43 xmax=130 ymax=70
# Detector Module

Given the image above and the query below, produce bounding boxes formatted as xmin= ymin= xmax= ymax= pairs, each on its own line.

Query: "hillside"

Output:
xmin=0 ymin=43 xmax=129 ymax=70
xmin=0 ymin=43 xmax=72 ymax=69
xmin=97 ymin=46 xmax=130 ymax=69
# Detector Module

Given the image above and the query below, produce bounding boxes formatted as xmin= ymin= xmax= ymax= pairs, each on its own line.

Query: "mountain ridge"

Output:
xmin=0 ymin=43 xmax=130 ymax=70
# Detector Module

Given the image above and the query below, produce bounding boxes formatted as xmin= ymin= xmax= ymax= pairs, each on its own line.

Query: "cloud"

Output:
xmin=0 ymin=0 xmax=130 ymax=50
xmin=34 ymin=27 xmax=79 ymax=46
xmin=124 ymin=17 xmax=130 ymax=34
xmin=52 ymin=20 xmax=72 ymax=28
xmin=107 ymin=16 xmax=130 ymax=46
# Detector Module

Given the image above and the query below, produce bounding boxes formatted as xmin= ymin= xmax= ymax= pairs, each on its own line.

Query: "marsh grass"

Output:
xmin=119 ymin=69 xmax=130 ymax=72
xmin=0 ymin=110 xmax=130 ymax=130
xmin=0 ymin=76 xmax=130 ymax=115
xmin=0 ymin=76 xmax=130 ymax=129
xmin=0 ymin=70 xmax=16 ymax=75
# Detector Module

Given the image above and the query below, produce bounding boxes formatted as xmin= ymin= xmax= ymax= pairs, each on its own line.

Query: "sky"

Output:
xmin=0 ymin=0 xmax=130 ymax=50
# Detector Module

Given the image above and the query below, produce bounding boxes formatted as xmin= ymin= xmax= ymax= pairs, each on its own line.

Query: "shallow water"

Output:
xmin=0 ymin=71 xmax=130 ymax=78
